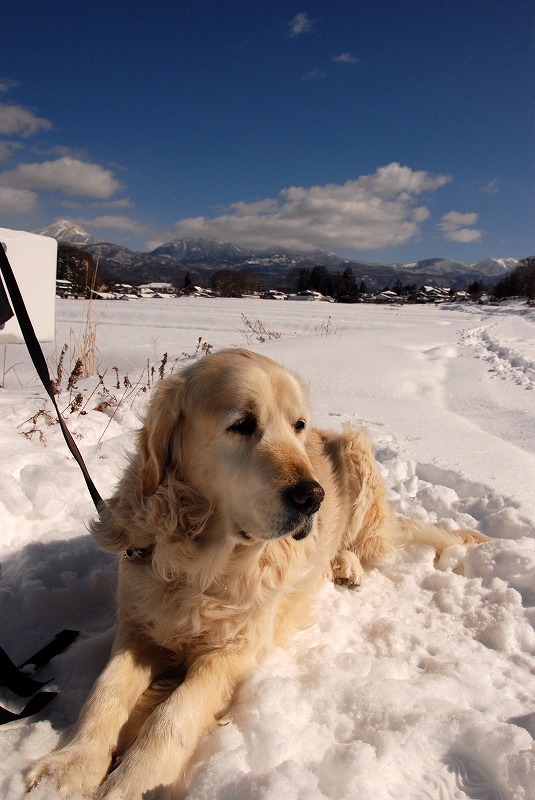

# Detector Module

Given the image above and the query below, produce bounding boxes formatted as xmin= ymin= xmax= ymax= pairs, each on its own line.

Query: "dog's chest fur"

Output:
xmin=117 ymin=533 xmax=329 ymax=661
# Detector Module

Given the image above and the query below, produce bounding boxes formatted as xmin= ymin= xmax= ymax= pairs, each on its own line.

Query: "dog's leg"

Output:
xmin=327 ymin=427 xmax=490 ymax=584
xmin=26 ymin=626 xmax=158 ymax=797
xmin=327 ymin=427 xmax=397 ymax=586
xmin=92 ymin=650 xmax=256 ymax=800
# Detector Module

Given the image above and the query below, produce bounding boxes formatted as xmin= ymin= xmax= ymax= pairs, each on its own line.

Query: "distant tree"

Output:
xmin=493 ymin=257 xmax=535 ymax=300
xmin=210 ymin=268 xmax=263 ymax=297
xmin=309 ymin=265 xmax=330 ymax=295
xmin=297 ymin=268 xmax=311 ymax=292
xmin=184 ymin=271 xmax=192 ymax=291
xmin=285 ymin=267 xmax=300 ymax=292
xmin=57 ymin=244 xmax=99 ymax=295
xmin=522 ymin=257 xmax=535 ymax=299
xmin=340 ymin=267 xmax=357 ymax=298
xmin=210 ymin=269 xmax=236 ymax=296
xmin=238 ymin=268 xmax=263 ymax=295
xmin=468 ymin=280 xmax=484 ymax=298
xmin=392 ymin=278 xmax=404 ymax=295
xmin=285 ymin=265 xmax=359 ymax=301
xmin=330 ymin=267 xmax=358 ymax=301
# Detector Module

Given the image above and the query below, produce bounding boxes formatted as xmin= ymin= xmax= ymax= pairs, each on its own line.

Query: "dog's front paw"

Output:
xmin=26 ymin=746 xmax=111 ymax=797
xmin=331 ymin=550 xmax=364 ymax=588
xmin=93 ymin=768 xmax=173 ymax=800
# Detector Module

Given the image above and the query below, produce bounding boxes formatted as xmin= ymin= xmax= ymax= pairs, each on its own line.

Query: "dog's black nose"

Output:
xmin=285 ymin=479 xmax=325 ymax=516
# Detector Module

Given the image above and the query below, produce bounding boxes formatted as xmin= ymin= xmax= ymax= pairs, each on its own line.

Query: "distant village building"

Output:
xmin=55 ymin=278 xmax=73 ymax=298
xmin=138 ymin=282 xmax=174 ymax=296
xmin=183 ymin=286 xmax=217 ymax=298
xmin=375 ymin=290 xmax=398 ymax=303
xmin=287 ymin=290 xmax=323 ymax=301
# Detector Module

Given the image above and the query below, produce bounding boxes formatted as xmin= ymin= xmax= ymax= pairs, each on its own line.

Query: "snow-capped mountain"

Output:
xmin=35 ymin=219 xmax=519 ymax=289
xmin=469 ymin=257 xmax=518 ymax=276
xmin=35 ymin=219 xmax=99 ymax=246
xmin=392 ymin=258 xmax=469 ymax=276
xmin=151 ymin=238 xmax=250 ymax=262
xmin=390 ymin=257 xmax=516 ymax=278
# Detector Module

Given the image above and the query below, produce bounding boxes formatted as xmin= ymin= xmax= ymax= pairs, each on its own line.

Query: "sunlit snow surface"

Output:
xmin=1 ymin=297 xmax=534 ymax=799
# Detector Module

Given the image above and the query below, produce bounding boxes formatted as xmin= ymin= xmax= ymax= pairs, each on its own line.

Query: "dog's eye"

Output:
xmin=294 ymin=418 xmax=306 ymax=432
xmin=228 ymin=413 xmax=257 ymax=437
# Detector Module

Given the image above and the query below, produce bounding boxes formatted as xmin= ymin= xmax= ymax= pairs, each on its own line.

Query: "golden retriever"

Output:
xmin=27 ymin=348 xmax=489 ymax=799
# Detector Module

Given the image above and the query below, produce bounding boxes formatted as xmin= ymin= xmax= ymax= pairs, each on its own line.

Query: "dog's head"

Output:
xmin=139 ymin=348 xmax=324 ymax=543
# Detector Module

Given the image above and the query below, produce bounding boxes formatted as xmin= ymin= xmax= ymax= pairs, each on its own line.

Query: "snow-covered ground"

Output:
xmin=1 ymin=297 xmax=534 ymax=800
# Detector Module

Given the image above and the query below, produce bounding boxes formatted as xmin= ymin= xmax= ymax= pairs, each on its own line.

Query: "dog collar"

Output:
xmin=124 ymin=544 xmax=155 ymax=562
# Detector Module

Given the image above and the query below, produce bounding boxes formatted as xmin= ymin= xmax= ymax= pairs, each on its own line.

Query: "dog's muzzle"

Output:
xmin=284 ymin=479 xmax=325 ymax=518
xmin=237 ymin=480 xmax=325 ymax=543
xmin=282 ymin=479 xmax=325 ymax=541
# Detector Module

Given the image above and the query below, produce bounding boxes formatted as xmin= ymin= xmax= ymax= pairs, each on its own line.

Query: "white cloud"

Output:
xmin=303 ymin=66 xmax=326 ymax=81
xmin=0 ymin=141 xmax=22 ymax=162
xmin=0 ymin=185 xmax=37 ymax=213
xmin=0 ymin=103 xmax=52 ymax=137
xmin=481 ymin=179 xmax=500 ymax=194
xmin=439 ymin=210 xmax=483 ymax=243
xmin=0 ymin=78 xmax=20 ymax=94
xmin=333 ymin=52 xmax=361 ymax=64
xmin=147 ymin=163 xmax=452 ymax=252
xmin=0 ymin=156 xmax=122 ymax=198
xmin=288 ymin=12 xmax=313 ymax=36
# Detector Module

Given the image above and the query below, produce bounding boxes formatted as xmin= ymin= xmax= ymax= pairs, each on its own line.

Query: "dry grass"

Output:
xmin=239 ymin=314 xmax=281 ymax=343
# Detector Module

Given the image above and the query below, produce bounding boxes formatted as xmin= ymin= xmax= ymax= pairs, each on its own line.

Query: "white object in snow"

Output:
xmin=0 ymin=227 xmax=57 ymax=344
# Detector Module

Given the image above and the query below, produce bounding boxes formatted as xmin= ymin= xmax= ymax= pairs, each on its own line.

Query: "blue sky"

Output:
xmin=0 ymin=0 xmax=533 ymax=262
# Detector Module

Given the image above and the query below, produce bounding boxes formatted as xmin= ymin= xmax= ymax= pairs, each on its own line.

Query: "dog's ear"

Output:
xmin=139 ymin=375 xmax=186 ymax=498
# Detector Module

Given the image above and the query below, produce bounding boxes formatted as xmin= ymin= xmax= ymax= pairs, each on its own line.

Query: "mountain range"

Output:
xmin=36 ymin=219 xmax=518 ymax=291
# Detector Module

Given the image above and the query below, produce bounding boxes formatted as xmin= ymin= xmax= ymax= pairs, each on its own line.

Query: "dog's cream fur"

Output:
xmin=27 ymin=348 xmax=489 ymax=799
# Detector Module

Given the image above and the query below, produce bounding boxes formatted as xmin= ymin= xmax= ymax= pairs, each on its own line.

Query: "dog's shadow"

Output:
xmin=2 ymin=533 xmax=195 ymax=798
xmin=1 ymin=532 xmax=118 ymax=727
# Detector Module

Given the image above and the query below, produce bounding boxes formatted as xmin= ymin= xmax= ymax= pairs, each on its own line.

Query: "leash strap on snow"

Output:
xmin=0 ymin=245 xmax=101 ymax=724
xmin=0 ymin=631 xmax=79 ymax=724
xmin=0 ymin=631 xmax=79 ymax=697
xmin=0 ymin=244 xmax=104 ymax=511
xmin=0 ymin=691 xmax=58 ymax=725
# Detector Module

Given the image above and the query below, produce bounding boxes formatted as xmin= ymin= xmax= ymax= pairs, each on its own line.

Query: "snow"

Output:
xmin=1 ymin=297 xmax=534 ymax=800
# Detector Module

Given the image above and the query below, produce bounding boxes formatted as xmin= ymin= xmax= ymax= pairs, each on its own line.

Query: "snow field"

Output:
xmin=0 ymin=297 xmax=534 ymax=799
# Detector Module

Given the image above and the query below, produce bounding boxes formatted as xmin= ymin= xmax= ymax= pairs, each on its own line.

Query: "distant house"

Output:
xmin=287 ymin=290 xmax=323 ymax=301
xmin=56 ymin=278 xmax=73 ymax=298
xmin=453 ymin=291 xmax=469 ymax=301
xmin=183 ymin=286 xmax=217 ymax=298
xmin=261 ymin=290 xmax=287 ymax=300
xmin=375 ymin=290 xmax=398 ymax=303
xmin=421 ymin=286 xmax=451 ymax=302
xmin=406 ymin=286 xmax=452 ymax=304
xmin=138 ymin=282 xmax=174 ymax=296
xmin=89 ymin=289 xmax=116 ymax=300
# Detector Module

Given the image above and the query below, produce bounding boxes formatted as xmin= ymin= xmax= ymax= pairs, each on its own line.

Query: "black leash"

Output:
xmin=0 ymin=244 xmax=104 ymax=510
xmin=0 ymin=242 xmax=105 ymax=723
xmin=0 ymin=691 xmax=59 ymax=726
xmin=0 ymin=631 xmax=80 ymax=723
